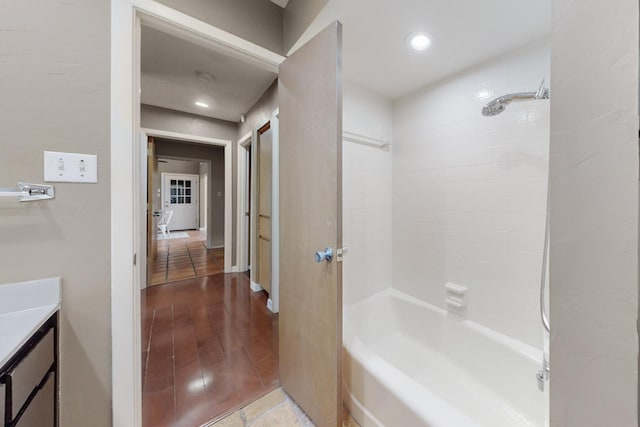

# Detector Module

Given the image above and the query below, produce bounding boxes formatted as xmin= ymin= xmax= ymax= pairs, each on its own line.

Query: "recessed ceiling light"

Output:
xmin=195 ymin=101 xmax=209 ymax=108
xmin=408 ymin=33 xmax=432 ymax=51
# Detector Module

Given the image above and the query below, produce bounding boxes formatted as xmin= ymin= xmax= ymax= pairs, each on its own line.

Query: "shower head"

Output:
xmin=481 ymin=99 xmax=507 ymax=117
xmin=481 ymin=79 xmax=549 ymax=117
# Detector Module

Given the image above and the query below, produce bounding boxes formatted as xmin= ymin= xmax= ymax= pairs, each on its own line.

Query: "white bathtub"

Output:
xmin=343 ymin=289 xmax=545 ymax=427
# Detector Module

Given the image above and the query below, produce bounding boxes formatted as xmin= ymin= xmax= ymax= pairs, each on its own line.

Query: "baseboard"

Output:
xmin=266 ymin=298 xmax=274 ymax=312
xmin=199 ymin=227 xmax=207 ymax=231
xmin=230 ymin=265 xmax=239 ymax=273
xmin=207 ymin=244 xmax=224 ymax=249
xmin=250 ymin=281 xmax=263 ymax=293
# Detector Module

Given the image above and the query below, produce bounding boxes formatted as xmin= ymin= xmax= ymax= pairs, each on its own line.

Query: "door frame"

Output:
xmin=142 ymin=128 xmax=232 ymax=265
xmin=111 ymin=1 xmax=285 ymax=425
xmin=236 ymin=132 xmax=252 ymax=273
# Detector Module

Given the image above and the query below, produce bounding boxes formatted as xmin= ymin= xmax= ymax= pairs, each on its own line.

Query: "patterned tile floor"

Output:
xmin=206 ymin=388 xmax=360 ymax=427
xmin=150 ymin=230 xmax=224 ymax=285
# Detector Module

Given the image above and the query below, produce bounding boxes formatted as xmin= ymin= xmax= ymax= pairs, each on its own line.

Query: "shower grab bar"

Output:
xmin=0 ymin=183 xmax=55 ymax=202
xmin=343 ymin=131 xmax=391 ymax=151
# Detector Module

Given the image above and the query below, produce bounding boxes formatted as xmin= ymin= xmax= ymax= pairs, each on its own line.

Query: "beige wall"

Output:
xmin=155 ymin=0 xmax=284 ymax=54
xmin=549 ymin=0 xmax=638 ymax=425
xmin=142 ymin=105 xmax=238 ymax=141
xmin=157 ymin=158 xmax=200 ymax=175
xmin=0 ymin=1 xmax=111 ymax=426
xmin=283 ymin=0 xmax=331 ymax=53
xmin=239 ymin=80 xmax=279 ymax=138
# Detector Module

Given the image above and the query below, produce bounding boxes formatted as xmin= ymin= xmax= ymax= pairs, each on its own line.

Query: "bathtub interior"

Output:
xmin=343 ymin=290 xmax=545 ymax=427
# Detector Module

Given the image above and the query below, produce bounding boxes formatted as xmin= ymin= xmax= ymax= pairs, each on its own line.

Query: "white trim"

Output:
xmin=266 ymin=298 xmax=274 ymax=312
xmin=111 ymin=2 xmax=284 ymax=425
xmin=249 ymin=128 xmax=259 ymax=285
xmin=141 ymin=128 xmax=230 ymax=146
xmin=238 ymin=132 xmax=252 ymax=146
xmin=250 ymin=280 xmax=264 ymax=293
xmin=270 ymin=111 xmax=280 ymax=313
xmin=223 ymin=139 xmax=233 ymax=272
xmin=139 ymin=130 xmax=148 ymax=291
xmin=236 ymin=131 xmax=252 ymax=273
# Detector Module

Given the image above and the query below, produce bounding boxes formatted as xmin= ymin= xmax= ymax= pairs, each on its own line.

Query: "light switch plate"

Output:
xmin=44 ymin=151 xmax=98 ymax=183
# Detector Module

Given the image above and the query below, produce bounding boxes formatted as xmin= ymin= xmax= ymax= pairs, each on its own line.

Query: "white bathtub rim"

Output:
xmin=344 ymin=287 xmax=543 ymax=365
xmin=344 ymin=333 xmax=483 ymax=427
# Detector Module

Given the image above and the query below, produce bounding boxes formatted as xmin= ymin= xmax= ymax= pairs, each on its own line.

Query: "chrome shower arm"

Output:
xmin=535 ymin=78 xmax=550 ymax=99
xmin=481 ymin=78 xmax=549 ymax=116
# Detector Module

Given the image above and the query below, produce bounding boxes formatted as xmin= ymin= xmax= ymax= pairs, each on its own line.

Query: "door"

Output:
xmin=146 ymin=136 xmax=158 ymax=285
xmin=161 ymin=173 xmax=199 ymax=231
xmin=279 ymin=22 xmax=343 ymax=427
xmin=257 ymin=123 xmax=272 ymax=294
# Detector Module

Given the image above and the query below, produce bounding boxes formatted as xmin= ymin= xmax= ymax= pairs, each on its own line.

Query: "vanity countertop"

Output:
xmin=0 ymin=277 xmax=61 ymax=369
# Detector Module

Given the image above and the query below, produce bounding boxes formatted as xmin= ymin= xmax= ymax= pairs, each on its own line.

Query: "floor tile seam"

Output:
xmin=200 ymin=348 xmax=233 ymax=395
xmin=185 ymin=240 xmax=200 ymax=278
xmin=223 ymin=344 xmax=265 ymax=394
xmin=241 ymin=340 xmax=268 ymax=389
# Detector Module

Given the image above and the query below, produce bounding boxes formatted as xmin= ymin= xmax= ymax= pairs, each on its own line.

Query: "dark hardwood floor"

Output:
xmin=142 ymin=232 xmax=278 ymax=427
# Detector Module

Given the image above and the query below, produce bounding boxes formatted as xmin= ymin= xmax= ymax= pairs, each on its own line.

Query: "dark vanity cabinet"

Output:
xmin=1 ymin=314 xmax=58 ymax=427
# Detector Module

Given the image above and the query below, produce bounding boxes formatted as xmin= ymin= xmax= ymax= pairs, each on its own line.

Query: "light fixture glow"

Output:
xmin=408 ymin=33 xmax=432 ymax=51
xmin=477 ymin=90 xmax=492 ymax=100
xmin=195 ymin=101 xmax=209 ymax=108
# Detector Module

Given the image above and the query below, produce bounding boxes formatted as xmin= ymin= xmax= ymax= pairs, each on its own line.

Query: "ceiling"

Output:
xmin=140 ymin=26 xmax=277 ymax=122
xmin=291 ymin=0 xmax=551 ymax=99
xmin=140 ymin=0 xmax=550 ymax=122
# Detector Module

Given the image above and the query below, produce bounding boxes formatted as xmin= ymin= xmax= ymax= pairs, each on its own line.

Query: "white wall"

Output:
xmin=392 ymin=38 xmax=550 ymax=349
xmin=342 ymin=83 xmax=393 ymax=305
xmin=549 ymin=0 xmax=638 ymax=425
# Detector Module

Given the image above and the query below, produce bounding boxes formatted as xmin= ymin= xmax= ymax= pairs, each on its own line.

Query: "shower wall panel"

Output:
xmin=342 ymin=83 xmax=393 ymax=305
xmin=392 ymin=38 xmax=550 ymax=349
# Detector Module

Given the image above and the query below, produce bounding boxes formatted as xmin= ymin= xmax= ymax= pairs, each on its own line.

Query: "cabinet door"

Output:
xmin=8 ymin=330 xmax=54 ymax=416
xmin=15 ymin=373 xmax=54 ymax=427
xmin=0 ymin=383 xmax=5 ymax=425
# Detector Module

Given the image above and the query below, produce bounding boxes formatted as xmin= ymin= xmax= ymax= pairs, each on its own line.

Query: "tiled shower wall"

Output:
xmin=342 ymin=83 xmax=393 ymax=305
xmin=392 ymin=38 xmax=550 ymax=349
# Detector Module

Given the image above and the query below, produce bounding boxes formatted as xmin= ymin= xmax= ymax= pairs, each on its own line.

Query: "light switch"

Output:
xmin=44 ymin=151 xmax=98 ymax=183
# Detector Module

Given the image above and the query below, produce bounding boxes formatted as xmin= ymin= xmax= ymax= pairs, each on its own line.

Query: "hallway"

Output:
xmin=142 ymin=271 xmax=278 ymax=427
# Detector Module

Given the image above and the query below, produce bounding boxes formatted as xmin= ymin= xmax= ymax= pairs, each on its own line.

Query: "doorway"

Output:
xmin=257 ymin=122 xmax=273 ymax=300
xmin=137 ymin=18 xmax=284 ymax=427
xmin=112 ymin=4 xmax=343 ymax=427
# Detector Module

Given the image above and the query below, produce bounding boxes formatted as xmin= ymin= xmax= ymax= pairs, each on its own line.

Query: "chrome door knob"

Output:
xmin=315 ymin=247 xmax=333 ymax=263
